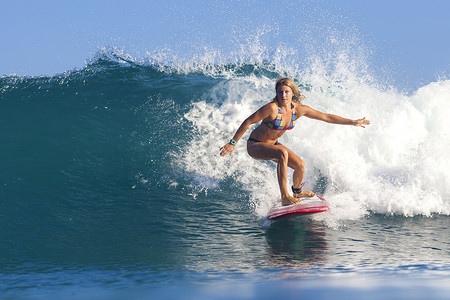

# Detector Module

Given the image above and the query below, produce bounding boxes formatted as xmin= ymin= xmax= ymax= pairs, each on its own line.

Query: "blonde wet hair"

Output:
xmin=272 ymin=77 xmax=304 ymax=104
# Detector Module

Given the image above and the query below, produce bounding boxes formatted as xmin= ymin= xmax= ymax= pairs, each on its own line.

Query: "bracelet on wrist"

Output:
xmin=229 ymin=139 xmax=237 ymax=146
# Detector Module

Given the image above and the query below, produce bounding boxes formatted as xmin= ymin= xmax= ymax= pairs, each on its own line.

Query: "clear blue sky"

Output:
xmin=1 ymin=0 xmax=449 ymax=91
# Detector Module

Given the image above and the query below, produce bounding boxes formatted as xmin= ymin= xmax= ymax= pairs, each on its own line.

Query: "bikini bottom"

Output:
xmin=247 ymin=137 xmax=280 ymax=145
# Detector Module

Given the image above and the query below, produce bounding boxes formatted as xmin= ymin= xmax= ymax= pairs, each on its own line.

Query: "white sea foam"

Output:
xmin=178 ymin=49 xmax=450 ymax=224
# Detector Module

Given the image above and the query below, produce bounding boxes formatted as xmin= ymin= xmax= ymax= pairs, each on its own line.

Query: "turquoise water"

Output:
xmin=1 ymin=52 xmax=449 ymax=299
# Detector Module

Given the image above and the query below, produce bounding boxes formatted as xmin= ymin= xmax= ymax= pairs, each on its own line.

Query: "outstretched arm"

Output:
xmin=302 ymin=105 xmax=370 ymax=128
xmin=220 ymin=104 xmax=273 ymax=156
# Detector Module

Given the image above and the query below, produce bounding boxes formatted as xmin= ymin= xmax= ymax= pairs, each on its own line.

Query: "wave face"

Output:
xmin=1 ymin=49 xmax=450 ymax=234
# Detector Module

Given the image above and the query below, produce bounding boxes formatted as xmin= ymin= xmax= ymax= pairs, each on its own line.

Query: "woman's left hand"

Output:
xmin=354 ymin=117 xmax=370 ymax=128
xmin=220 ymin=143 xmax=235 ymax=156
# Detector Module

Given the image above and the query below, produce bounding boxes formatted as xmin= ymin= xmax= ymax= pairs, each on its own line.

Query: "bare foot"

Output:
xmin=293 ymin=190 xmax=315 ymax=199
xmin=281 ymin=194 xmax=302 ymax=206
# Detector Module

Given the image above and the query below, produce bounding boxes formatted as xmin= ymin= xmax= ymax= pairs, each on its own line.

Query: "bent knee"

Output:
xmin=277 ymin=149 xmax=289 ymax=161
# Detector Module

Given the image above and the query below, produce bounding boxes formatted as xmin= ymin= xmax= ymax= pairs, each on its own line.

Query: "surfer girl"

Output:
xmin=220 ymin=77 xmax=370 ymax=206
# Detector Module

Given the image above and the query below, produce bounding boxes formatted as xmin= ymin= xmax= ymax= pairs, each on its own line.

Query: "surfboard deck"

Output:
xmin=268 ymin=195 xmax=329 ymax=220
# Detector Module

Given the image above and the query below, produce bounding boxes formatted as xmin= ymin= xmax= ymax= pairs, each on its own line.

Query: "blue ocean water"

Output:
xmin=1 ymin=49 xmax=450 ymax=299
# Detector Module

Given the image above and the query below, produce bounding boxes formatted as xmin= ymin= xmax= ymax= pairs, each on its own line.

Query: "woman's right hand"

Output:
xmin=354 ymin=117 xmax=370 ymax=128
xmin=220 ymin=143 xmax=235 ymax=156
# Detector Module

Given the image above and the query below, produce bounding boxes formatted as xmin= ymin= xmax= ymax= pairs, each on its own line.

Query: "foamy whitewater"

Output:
xmin=1 ymin=34 xmax=449 ymax=299
xmin=178 ymin=53 xmax=450 ymax=225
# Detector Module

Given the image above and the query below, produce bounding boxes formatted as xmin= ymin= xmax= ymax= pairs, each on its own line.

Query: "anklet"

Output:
xmin=292 ymin=182 xmax=306 ymax=194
